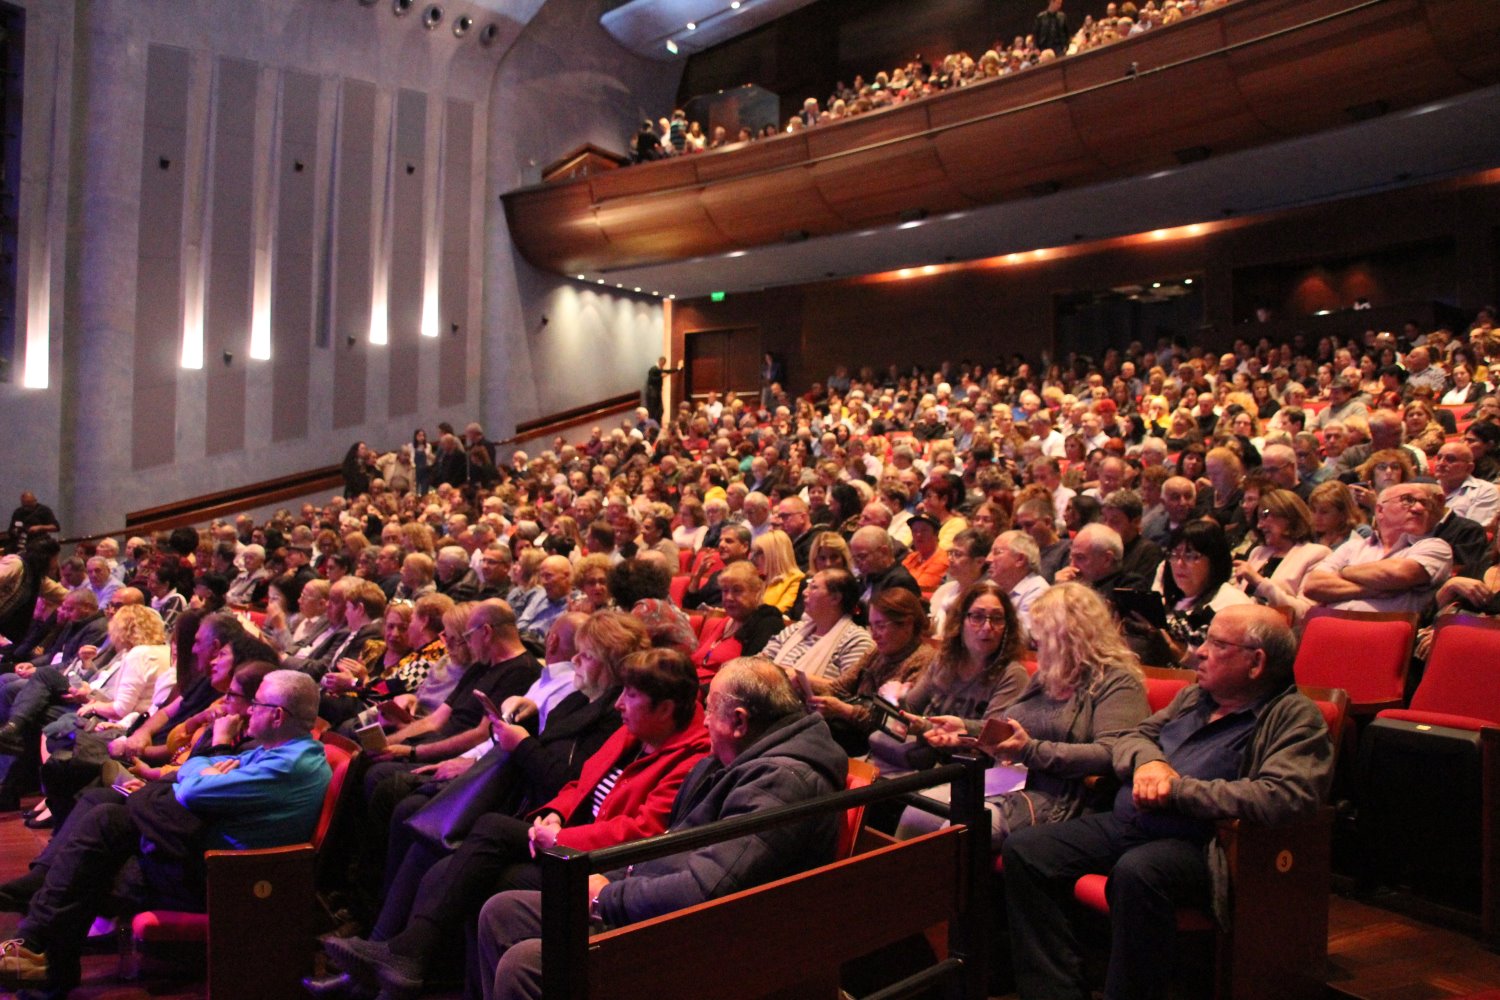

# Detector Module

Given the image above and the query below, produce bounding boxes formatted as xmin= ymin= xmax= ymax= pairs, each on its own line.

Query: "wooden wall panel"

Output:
xmin=204 ymin=57 xmax=257 ymax=457
xmin=333 ymin=80 xmax=374 ymax=429
xmin=271 ymin=70 xmax=319 ymax=444
xmin=1223 ymin=0 xmax=1463 ymax=136
xmin=133 ymin=45 xmax=189 ymax=472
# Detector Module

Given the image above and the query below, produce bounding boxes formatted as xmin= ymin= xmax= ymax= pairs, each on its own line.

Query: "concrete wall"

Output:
xmin=0 ymin=0 xmax=680 ymax=537
xmin=482 ymin=0 xmax=679 ymax=455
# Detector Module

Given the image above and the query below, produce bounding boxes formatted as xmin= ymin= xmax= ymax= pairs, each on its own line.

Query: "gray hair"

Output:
xmin=1241 ymin=616 xmax=1297 ymax=688
xmin=1074 ymin=523 xmax=1123 ymax=564
xmin=260 ymin=670 xmax=320 ymax=730
xmin=719 ymin=658 xmax=804 ymax=732
xmin=997 ymin=530 xmax=1040 ymax=574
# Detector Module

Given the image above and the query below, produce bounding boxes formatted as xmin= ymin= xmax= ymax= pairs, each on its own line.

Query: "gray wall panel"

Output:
xmin=439 ymin=98 xmax=470 ymax=409
xmin=133 ymin=44 xmax=190 ymax=471
xmin=205 ymin=56 xmax=258 ymax=456
xmin=387 ymin=88 xmax=425 ymax=419
xmin=272 ymin=69 xmax=319 ymax=443
xmin=333 ymin=79 xmax=374 ymax=430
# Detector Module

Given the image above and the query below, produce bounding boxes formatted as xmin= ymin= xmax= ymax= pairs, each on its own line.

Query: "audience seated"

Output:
xmin=10 ymin=303 xmax=1500 ymax=1000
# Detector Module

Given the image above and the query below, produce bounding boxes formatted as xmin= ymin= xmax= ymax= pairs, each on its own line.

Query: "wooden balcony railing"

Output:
xmin=503 ymin=0 xmax=1500 ymax=276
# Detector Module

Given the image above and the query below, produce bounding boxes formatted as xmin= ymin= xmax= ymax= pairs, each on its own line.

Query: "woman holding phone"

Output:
xmin=962 ymin=583 xmax=1148 ymax=847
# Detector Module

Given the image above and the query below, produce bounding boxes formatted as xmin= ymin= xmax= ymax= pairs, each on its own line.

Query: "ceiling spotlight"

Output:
xmin=422 ymin=4 xmax=442 ymax=28
xmin=393 ymin=0 xmax=413 ymax=14
xmin=576 ymin=274 xmax=586 ymax=280
xmin=1184 ymin=278 xmax=1194 ymax=284
xmin=665 ymin=39 xmax=679 ymax=54
xmin=596 ymin=279 xmax=605 ymax=284
xmin=478 ymin=22 xmax=499 ymax=45
xmin=453 ymin=14 xmax=473 ymax=36
xmin=686 ymin=21 xmax=697 ymax=30
xmin=731 ymin=1 xmax=741 ymax=7
xmin=633 ymin=286 xmax=642 ymax=292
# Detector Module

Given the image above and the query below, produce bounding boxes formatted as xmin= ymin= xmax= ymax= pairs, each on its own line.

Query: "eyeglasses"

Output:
xmin=1378 ymin=494 xmax=1427 ymax=508
xmin=1202 ymin=634 xmax=1260 ymax=653
xmin=1167 ymin=549 xmax=1206 ymax=564
xmin=1372 ymin=462 xmax=1403 ymax=472
xmin=248 ymin=699 xmax=284 ymax=712
xmin=965 ymin=611 xmax=1007 ymax=629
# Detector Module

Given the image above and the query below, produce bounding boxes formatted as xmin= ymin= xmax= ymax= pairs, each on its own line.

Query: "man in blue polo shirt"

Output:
xmin=0 ymin=669 xmax=331 ymax=997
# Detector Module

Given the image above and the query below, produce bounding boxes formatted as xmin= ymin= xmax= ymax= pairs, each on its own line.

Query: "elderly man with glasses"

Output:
xmin=1003 ymin=604 xmax=1335 ymax=1000
xmin=1300 ymin=483 xmax=1453 ymax=614
xmin=0 ymin=670 xmax=331 ymax=995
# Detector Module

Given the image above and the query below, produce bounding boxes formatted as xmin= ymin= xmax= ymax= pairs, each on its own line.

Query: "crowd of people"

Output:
xmin=2 ymin=302 xmax=1499 ymax=997
xmin=633 ymin=0 xmax=1235 ymax=161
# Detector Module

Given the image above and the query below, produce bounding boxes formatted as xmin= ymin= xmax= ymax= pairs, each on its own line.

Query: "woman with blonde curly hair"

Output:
xmin=972 ymin=583 xmax=1147 ymax=847
xmin=79 ymin=605 xmax=173 ymax=722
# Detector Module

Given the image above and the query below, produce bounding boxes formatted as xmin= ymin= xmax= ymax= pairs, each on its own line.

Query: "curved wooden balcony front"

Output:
xmin=502 ymin=0 xmax=1500 ymax=276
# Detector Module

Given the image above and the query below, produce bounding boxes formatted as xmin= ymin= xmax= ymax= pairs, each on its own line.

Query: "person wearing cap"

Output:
xmin=901 ymin=513 xmax=949 ymax=593
xmin=1315 ymin=377 xmax=1369 ymax=430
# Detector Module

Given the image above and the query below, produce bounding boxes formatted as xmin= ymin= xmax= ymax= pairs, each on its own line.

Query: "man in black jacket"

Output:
xmin=1033 ymin=0 xmax=1069 ymax=56
xmin=474 ymin=658 xmax=848 ymax=1000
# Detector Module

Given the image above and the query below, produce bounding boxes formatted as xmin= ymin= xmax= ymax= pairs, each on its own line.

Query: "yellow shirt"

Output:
xmin=763 ymin=570 xmax=806 ymax=614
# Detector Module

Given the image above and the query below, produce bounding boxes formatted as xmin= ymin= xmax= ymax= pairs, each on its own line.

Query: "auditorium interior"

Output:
xmin=2 ymin=0 xmax=1500 ymax=997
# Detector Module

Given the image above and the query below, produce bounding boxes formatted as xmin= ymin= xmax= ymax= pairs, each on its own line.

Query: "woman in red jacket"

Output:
xmin=323 ymin=648 xmax=710 ymax=1000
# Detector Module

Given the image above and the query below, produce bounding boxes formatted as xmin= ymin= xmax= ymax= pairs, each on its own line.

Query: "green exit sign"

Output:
xmin=710 ymin=291 xmax=726 ymax=302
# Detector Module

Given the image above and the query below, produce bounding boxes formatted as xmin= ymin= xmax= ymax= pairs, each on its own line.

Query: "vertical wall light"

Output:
xmin=369 ymin=93 xmax=397 ymax=346
xmin=420 ymin=102 xmax=445 ymax=338
xmin=180 ymin=61 xmax=219 ymax=370
xmin=248 ymin=72 xmax=284 ymax=361
xmin=21 ymin=49 xmax=65 ymax=389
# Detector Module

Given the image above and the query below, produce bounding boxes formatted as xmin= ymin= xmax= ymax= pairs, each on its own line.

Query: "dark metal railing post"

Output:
xmin=539 ymin=845 xmax=592 ymax=999
xmin=946 ymin=754 xmax=990 ymax=1000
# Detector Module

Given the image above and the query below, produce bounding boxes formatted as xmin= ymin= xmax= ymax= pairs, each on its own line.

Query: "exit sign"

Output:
xmin=710 ymin=291 xmax=725 ymax=302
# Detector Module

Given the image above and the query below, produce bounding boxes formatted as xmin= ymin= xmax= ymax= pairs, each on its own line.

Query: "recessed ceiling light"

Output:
xmin=730 ymin=1 xmax=741 ymax=7
xmin=576 ymin=274 xmax=586 ymax=280
xmin=1184 ymin=278 xmax=1193 ymax=284
xmin=727 ymin=250 xmax=746 ymax=258
xmin=665 ymin=39 xmax=678 ymax=54
xmin=686 ymin=21 xmax=696 ymax=30
xmin=596 ymin=279 xmax=605 ymax=284
xmin=633 ymin=287 xmax=642 ymax=292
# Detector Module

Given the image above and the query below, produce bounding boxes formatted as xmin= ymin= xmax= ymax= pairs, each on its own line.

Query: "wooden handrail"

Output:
xmin=500 ymin=392 xmax=640 ymax=447
xmin=64 ymin=391 xmax=645 ymax=545
xmin=61 ymin=465 xmax=344 ymax=545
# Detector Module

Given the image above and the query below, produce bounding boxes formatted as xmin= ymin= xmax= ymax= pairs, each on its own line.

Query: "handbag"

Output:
xmin=865 ymin=729 xmax=942 ymax=775
xmin=402 ymin=743 xmax=518 ymax=851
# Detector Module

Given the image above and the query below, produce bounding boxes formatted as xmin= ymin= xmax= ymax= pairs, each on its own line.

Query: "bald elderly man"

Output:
xmin=1004 ymin=604 xmax=1334 ymax=1000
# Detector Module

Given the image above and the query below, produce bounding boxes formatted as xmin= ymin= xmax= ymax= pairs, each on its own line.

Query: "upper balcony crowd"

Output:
xmin=632 ymin=0 xmax=1237 ymax=159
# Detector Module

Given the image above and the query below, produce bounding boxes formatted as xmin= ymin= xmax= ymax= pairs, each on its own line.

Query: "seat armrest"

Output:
xmin=203 ymin=844 xmax=318 ymax=1000
xmin=1211 ymin=808 xmax=1333 ymax=1000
